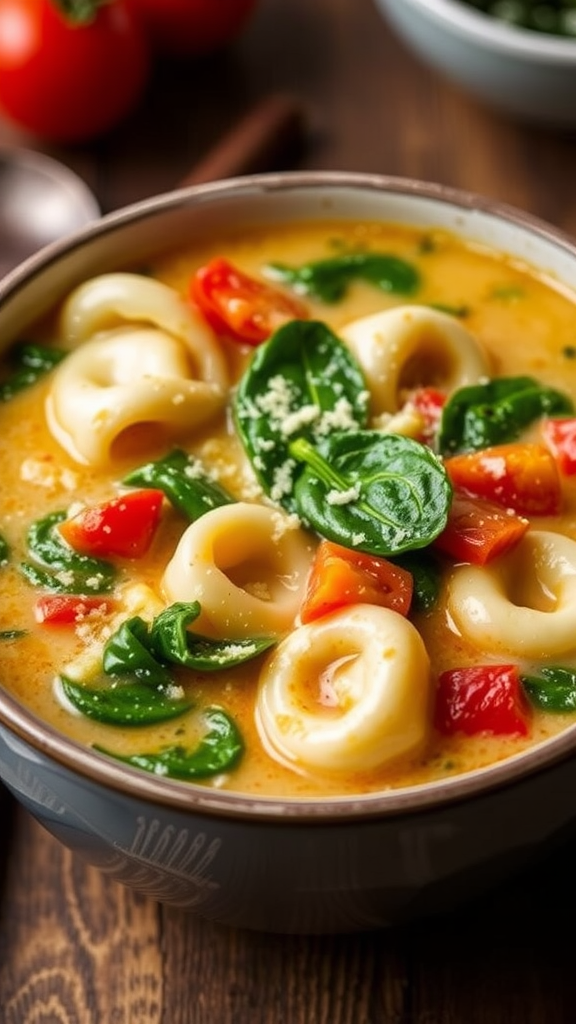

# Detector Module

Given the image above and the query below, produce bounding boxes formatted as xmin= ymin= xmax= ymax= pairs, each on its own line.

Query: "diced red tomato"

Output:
xmin=189 ymin=257 xmax=309 ymax=345
xmin=434 ymin=663 xmax=531 ymax=736
xmin=58 ymin=489 xmax=164 ymax=559
xmin=407 ymin=386 xmax=446 ymax=446
xmin=444 ymin=442 xmax=562 ymax=516
xmin=433 ymin=491 xmax=529 ymax=565
xmin=541 ymin=417 xmax=576 ymax=476
xmin=300 ymin=539 xmax=413 ymax=624
xmin=34 ymin=594 xmax=114 ymax=625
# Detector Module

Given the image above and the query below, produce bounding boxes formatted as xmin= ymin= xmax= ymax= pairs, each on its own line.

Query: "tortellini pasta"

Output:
xmin=448 ymin=530 xmax=576 ymax=659
xmin=162 ymin=502 xmax=313 ymax=639
xmin=340 ymin=305 xmax=491 ymax=426
xmin=46 ymin=273 xmax=229 ymax=465
xmin=256 ymin=604 xmax=431 ymax=774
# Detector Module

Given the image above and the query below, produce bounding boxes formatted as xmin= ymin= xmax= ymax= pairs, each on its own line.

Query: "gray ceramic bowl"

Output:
xmin=375 ymin=0 xmax=576 ymax=126
xmin=4 ymin=172 xmax=576 ymax=934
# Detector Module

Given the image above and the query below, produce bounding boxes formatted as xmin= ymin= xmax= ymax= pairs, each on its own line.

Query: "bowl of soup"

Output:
xmin=3 ymin=171 xmax=576 ymax=933
xmin=375 ymin=0 xmax=576 ymax=127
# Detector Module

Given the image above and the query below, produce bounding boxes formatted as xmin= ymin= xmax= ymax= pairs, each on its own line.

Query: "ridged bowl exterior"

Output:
xmin=3 ymin=172 xmax=576 ymax=932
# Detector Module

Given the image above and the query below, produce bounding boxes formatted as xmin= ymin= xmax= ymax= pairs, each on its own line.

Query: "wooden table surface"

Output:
xmin=2 ymin=1 xmax=576 ymax=1020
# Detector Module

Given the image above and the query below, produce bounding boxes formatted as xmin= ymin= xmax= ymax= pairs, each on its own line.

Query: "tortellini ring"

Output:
xmin=47 ymin=274 xmax=229 ymax=465
xmin=340 ymin=305 xmax=491 ymax=423
xmin=60 ymin=272 xmax=228 ymax=387
xmin=162 ymin=502 xmax=313 ymax=639
xmin=448 ymin=530 xmax=576 ymax=658
xmin=256 ymin=605 xmax=431 ymax=774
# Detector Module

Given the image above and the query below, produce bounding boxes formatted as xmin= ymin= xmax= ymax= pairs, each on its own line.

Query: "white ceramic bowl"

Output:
xmin=375 ymin=0 xmax=576 ymax=126
xmin=4 ymin=172 xmax=576 ymax=934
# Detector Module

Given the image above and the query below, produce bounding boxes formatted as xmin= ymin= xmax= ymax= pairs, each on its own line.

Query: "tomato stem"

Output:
xmin=52 ymin=0 xmax=107 ymax=25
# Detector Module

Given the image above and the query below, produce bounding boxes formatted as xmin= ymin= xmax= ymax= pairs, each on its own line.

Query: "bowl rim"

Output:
xmin=380 ymin=0 xmax=576 ymax=62
xmin=3 ymin=167 xmax=576 ymax=823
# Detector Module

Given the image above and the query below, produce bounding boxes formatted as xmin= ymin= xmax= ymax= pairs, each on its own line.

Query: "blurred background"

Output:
xmin=1 ymin=0 xmax=576 ymax=230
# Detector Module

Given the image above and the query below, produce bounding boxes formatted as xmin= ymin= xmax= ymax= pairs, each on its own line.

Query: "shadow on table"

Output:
xmin=0 ymin=783 xmax=16 ymax=877
xmin=163 ymin=823 xmax=576 ymax=1023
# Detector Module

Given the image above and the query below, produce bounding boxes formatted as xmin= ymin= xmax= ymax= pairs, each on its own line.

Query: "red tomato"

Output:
xmin=0 ymin=0 xmax=149 ymax=142
xmin=59 ymin=489 xmax=164 ymax=559
xmin=541 ymin=417 xmax=576 ymax=476
xmin=131 ymin=0 xmax=258 ymax=54
xmin=35 ymin=594 xmax=114 ymax=625
xmin=407 ymin=386 xmax=446 ymax=446
xmin=434 ymin=664 xmax=531 ymax=737
xmin=190 ymin=257 xmax=309 ymax=345
xmin=444 ymin=442 xmax=562 ymax=516
xmin=433 ymin=492 xmax=529 ymax=565
xmin=300 ymin=539 xmax=413 ymax=624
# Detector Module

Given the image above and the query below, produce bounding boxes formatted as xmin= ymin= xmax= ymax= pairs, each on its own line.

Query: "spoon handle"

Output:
xmin=178 ymin=93 xmax=308 ymax=187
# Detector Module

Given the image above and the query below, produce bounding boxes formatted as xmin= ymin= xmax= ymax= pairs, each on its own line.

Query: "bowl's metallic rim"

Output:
xmin=3 ymin=168 xmax=576 ymax=823
xmin=380 ymin=0 xmax=576 ymax=62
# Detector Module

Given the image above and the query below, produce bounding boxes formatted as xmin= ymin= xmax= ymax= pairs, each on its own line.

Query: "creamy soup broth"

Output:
xmin=2 ymin=218 xmax=576 ymax=798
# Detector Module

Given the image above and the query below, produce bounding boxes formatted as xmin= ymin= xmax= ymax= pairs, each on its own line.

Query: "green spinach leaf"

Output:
xmin=1 ymin=342 xmax=66 ymax=402
xmin=522 ymin=666 xmax=576 ymax=713
xmin=123 ymin=448 xmax=234 ymax=521
xmin=392 ymin=549 xmax=442 ymax=612
xmin=95 ymin=707 xmax=244 ymax=779
xmin=234 ymin=319 xmax=369 ymax=510
xmin=103 ymin=616 xmax=173 ymax=687
xmin=439 ymin=375 xmax=573 ymax=455
xmin=149 ymin=602 xmax=277 ymax=670
xmin=20 ymin=510 xmax=116 ymax=594
xmin=290 ymin=432 xmax=452 ymax=556
xmin=265 ymin=252 xmax=420 ymax=303
xmin=60 ymin=675 xmax=192 ymax=726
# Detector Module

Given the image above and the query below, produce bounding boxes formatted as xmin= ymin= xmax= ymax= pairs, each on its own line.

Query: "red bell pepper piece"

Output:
xmin=433 ymin=491 xmax=529 ymax=565
xmin=434 ymin=663 xmax=532 ymax=736
xmin=541 ymin=417 xmax=576 ymax=476
xmin=300 ymin=539 xmax=413 ymax=624
xmin=34 ymin=594 xmax=114 ymax=625
xmin=408 ymin=386 xmax=446 ymax=446
xmin=189 ymin=256 xmax=309 ymax=345
xmin=59 ymin=489 xmax=164 ymax=559
xmin=444 ymin=442 xmax=562 ymax=516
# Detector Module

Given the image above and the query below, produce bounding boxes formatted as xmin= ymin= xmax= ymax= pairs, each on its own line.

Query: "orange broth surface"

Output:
xmin=2 ymin=217 xmax=576 ymax=798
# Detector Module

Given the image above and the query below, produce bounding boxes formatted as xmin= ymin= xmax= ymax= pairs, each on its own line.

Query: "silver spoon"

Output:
xmin=0 ymin=96 xmax=306 ymax=279
xmin=0 ymin=146 xmax=100 ymax=278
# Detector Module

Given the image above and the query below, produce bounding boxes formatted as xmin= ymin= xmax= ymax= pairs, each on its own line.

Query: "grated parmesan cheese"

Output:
xmin=326 ymin=483 xmax=360 ymax=506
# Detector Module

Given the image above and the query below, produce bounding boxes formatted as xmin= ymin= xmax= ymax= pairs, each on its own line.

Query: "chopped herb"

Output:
xmin=428 ymin=302 xmax=470 ymax=318
xmin=418 ymin=235 xmax=437 ymax=254
xmin=490 ymin=284 xmax=525 ymax=301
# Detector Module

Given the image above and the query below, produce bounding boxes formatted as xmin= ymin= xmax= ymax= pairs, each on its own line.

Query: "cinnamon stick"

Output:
xmin=179 ymin=93 xmax=307 ymax=186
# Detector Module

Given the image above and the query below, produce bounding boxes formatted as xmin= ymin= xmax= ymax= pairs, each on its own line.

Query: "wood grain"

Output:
xmin=2 ymin=0 xmax=576 ymax=1019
